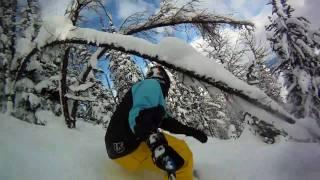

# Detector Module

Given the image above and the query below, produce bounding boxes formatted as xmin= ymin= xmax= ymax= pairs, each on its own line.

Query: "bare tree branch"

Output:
xmin=124 ymin=14 xmax=254 ymax=35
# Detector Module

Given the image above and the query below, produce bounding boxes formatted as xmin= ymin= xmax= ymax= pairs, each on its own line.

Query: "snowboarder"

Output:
xmin=105 ymin=65 xmax=208 ymax=180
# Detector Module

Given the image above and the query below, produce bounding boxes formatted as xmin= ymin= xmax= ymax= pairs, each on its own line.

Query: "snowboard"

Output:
xmin=167 ymin=170 xmax=201 ymax=180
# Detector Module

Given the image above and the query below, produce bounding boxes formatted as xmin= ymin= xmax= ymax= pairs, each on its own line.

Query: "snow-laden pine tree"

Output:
xmin=196 ymin=26 xmax=250 ymax=80
xmin=13 ymin=45 xmax=63 ymax=124
xmin=241 ymin=31 xmax=282 ymax=102
xmin=68 ymin=73 xmax=116 ymax=126
xmin=7 ymin=0 xmax=47 ymax=124
xmin=35 ymin=46 xmax=63 ymax=116
xmin=266 ymin=0 xmax=320 ymax=121
xmin=165 ymin=69 xmax=232 ymax=139
xmin=0 ymin=0 xmax=18 ymax=112
xmin=65 ymin=44 xmax=117 ymax=126
xmin=87 ymin=81 xmax=116 ymax=127
xmin=18 ymin=0 xmax=41 ymax=40
xmin=102 ymin=15 xmax=144 ymax=101
xmin=192 ymin=29 xmax=251 ymax=138
xmin=0 ymin=0 xmax=17 ymax=59
xmin=143 ymin=60 xmax=231 ymax=138
xmin=67 ymin=45 xmax=94 ymax=120
xmin=192 ymin=27 xmax=286 ymax=141
xmin=236 ymin=31 xmax=285 ymax=143
xmin=108 ymin=52 xmax=144 ymax=100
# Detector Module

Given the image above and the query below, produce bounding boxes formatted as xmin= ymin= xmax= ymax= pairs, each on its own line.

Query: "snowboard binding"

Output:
xmin=146 ymin=132 xmax=184 ymax=179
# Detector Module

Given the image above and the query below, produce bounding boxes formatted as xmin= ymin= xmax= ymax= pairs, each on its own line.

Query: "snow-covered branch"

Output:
xmin=69 ymin=82 xmax=96 ymax=92
xmin=69 ymin=0 xmax=254 ymax=103
xmin=15 ymin=17 xmax=297 ymax=127
xmin=65 ymin=94 xmax=95 ymax=102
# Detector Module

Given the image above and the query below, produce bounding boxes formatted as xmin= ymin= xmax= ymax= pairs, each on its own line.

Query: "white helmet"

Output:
xmin=146 ymin=65 xmax=171 ymax=89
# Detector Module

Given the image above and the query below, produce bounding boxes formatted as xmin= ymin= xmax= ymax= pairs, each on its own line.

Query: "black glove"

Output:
xmin=186 ymin=128 xmax=208 ymax=143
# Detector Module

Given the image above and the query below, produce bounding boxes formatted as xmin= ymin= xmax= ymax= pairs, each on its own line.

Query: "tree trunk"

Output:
xmin=60 ymin=0 xmax=90 ymax=127
xmin=60 ymin=47 xmax=74 ymax=128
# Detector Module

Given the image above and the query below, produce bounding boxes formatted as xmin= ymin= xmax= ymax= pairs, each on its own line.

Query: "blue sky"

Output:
xmin=74 ymin=0 xmax=270 ymax=87
xmin=38 ymin=0 xmax=319 ymax=87
xmin=38 ymin=0 xmax=320 ymax=43
xmin=39 ymin=0 xmax=319 ymax=33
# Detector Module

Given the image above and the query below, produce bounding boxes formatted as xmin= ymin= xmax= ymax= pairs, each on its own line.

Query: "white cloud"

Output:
xmin=117 ymin=0 xmax=155 ymax=19
xmin=189 ymin=0 xmax=319 ymax=50
xmin=289 ymin=0 xmax=305 ymax=8
xmin=190 ymin=28 xmax=241 ymax=54
xmin=38 ymin=0 xmax=72 ymax=18
xmin=196 ymin=0 xmax=319 ymax=42
xmin=222 ymin=28 xmax=242 ymax=45
xmin=173 ymin=0 xmax=231 ymax=15
xmin=190 ymin=37 xmax=208 ymax=55
xmin=250 ymin=5 xmax=272 ymax=42
xmin=230 ymin=0 xmax=247 ymax=9
xmin=198 ymin=0 xmax=231 ymax=14
xmin=191 ymin=0 xmax=267 ymax=18
xmin=250 ymin=0 xmax=320 ymax=43
xmin=291 ymin=0 xmax=320 ymax=28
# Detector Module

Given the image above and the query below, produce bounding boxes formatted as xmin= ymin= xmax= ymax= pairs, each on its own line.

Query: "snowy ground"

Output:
xmin=1 ymin=112 xmax=320 ymax=180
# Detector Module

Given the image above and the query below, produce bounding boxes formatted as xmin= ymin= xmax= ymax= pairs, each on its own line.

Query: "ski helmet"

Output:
xmin=146 ymin=65 xmax=171 ymax=89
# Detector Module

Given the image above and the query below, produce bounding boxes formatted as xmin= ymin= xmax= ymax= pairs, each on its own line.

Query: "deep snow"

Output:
xmin=1 ymin=112 xmax=320 ymax=180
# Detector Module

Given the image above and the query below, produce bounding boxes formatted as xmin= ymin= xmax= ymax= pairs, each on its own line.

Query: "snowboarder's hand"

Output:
xmin=188 ymin=128 xmax=208 ymax=143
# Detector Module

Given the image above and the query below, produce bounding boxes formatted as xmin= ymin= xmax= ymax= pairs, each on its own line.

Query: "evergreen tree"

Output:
xmin=9 ymin=0 xmax=46 ymax=124
xmin=88 ymin=81 xmax=116 ymax=126
xmin=18 ymin=0 xmax=41 ymax=40
xmin=241 ymin=31 xmax=282 ymax=102
xmin=0 ymin=0 xmax=18 ymax=112
xmin=108 ymin=51 xmax=144 ymax=100
xmin=266 ymin=0 xmax=320 ymax=121
xmin=166 ymin=70 xmax=231 ymax=138
xmin=193 ymin=30 xmax=250 ymax=138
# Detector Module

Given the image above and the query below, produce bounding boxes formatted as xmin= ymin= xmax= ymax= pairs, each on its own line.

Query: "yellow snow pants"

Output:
xmin=114 ymin=133 xmax=194 ymax=180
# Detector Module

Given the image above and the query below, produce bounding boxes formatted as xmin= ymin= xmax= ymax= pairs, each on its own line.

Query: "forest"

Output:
xmin=1 ymin=0 xmax=320 ymax=143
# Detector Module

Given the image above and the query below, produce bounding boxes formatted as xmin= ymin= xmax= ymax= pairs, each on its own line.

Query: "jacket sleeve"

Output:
xmin=128 ymin=79 xmax=166 ymax=140
xmin=134 ymin=105 xmax=165 ymax=140
xmin=160 ymin=115 xmax=193 ymax=136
